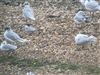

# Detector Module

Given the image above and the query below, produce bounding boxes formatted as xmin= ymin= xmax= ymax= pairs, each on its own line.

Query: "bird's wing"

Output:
xmin=5 ymin=31 xmax=22 ymax=42
xmin=29 ymin=26 xmax=36 ymax=32
xmin=74 ymin=15 xmax=86 ymax=23
xmin=9 ymin=30 xmax=30 ymax=43
xmin=1 ymin=44 xmax=17 ymax=51
xmin=4 ymin=32 xmax=15 ymax=42
xmin=86 ymin=1 xmax=99 ymax=9
xmin=25 ymin=26 xmax=36 ymax=33
xmin=75 ymin=34 xmax=89 ymax=44
xmin=23 ymin=6 xmax=35 ymax=19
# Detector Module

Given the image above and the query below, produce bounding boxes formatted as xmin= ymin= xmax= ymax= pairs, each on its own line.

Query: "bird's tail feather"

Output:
xmin=18 ymin=38 xmax=30 ymax=43
xmin=30 ymin=17 xmax=35 ymax=20
xmin=89 ymin=35 xmax=97 ymax=43
xmin=97 ymin=6 xmax=100 ymax=10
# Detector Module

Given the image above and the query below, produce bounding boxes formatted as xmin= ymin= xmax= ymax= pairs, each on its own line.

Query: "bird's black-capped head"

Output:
xmin=23 ymin=1 xmax=30 ymax=6
xmin=4 ymin=27 xmax=11 ymax=31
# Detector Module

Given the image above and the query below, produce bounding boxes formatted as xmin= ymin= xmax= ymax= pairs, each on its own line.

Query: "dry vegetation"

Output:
xmin=0 ymin=0 xmax=100 ymax=75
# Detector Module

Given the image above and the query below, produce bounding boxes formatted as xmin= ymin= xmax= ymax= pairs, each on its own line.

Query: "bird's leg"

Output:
xmin=90 ymin=12 xmax=94 ymax=21
xmin=25 ymin=18 xmax=28 ymax=24
xmin=89 ymin=11 xmax=91 ymax=16
xmin=26 ymin=19 xmax=31 ymax=25
xmin=29 ymin=20 xmax=32 ymax=25
xmin=82 ymin=45 xmax=84 ymax=49
xmin=26 ymin=19 xmax=27 ymax=24
xmin=92 ymin=12 xmax=94 ymax=18
xmin=90 ymin=43 xmax=93 ymax=46
xmin=91 ymin=12 xmax=95 ymax=20
xmin=90 ymin=11 xmax=92 ymax=16
xmin=75 ymin=46 xmax=82 ymax=51
xmin=76 ymin=24 xmax=82 ymax=28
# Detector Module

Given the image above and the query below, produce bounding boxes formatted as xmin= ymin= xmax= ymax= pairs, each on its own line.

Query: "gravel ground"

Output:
xmin=0 ymin=0 xmax=100 ymax=75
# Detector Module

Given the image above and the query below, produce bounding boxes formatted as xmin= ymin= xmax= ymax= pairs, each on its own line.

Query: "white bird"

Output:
xmin=23 ymin=1 xmax=35 ymax=20
xmin=75 ymin=33 xmax=97 ymax=45
xmin=4 ymin=27 xmax=30 ymax=43
xmin=74 ymin=11 xmax=90 ymax=24
xmin=80 ymin=0 xmax=86 ymax=6
xmin=24 ymin=24 xmax=37 ymax=35
xmin=26 ymin=71 xmax=35 ymax=75
xmin=0 ymin=41 xmax=17 ymax=51
xmin=85 ymin=0 xmax=100 ymax=12
xmin=80 ymin=0 xmax=95 ymax=6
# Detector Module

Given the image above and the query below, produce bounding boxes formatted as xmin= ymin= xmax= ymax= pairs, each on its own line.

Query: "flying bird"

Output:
xmin=0 ymin=41 xmax=17 ymax=51
xmin=4 ymin=27 xmax=30 ymax=43
xmin=23 ymin=1 xmax=35 ymax=21
xmin=75 ymin=33 xmax=97 ymax=45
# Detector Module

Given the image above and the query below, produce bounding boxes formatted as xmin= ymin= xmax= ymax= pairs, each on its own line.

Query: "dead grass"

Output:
xmin=0 ymin=55 xmax=100 ymax=75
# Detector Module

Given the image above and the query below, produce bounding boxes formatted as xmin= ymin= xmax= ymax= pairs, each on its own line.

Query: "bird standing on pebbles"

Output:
xmin=0 ymin=41 xmax=17 ymax=51
xmin=75 ymin=33 xmax=97 ymax=45
xmin=85 ymin=0 xmax=100 ymax=16
xmin=80 ymin=0 xmax=95 ymax=6
xmin=23 ymin=1 xmax=35 ymax=22
xmin=4 ymin=27 xmax=30 ymax=43
xmin=24 ymin=24 xmax=37 ymax=35
xmin=74 ymin=11 xmax=90 ymax=27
